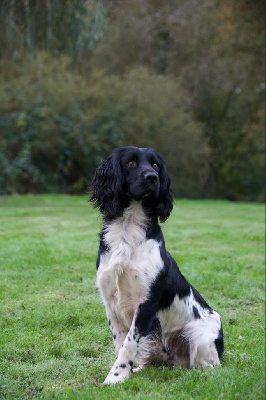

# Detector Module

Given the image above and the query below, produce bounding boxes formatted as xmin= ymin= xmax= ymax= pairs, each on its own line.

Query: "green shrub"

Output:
xmin=0 ymin=53 xmax=125 ymax=194
xmin=0 ymin=53 xmax=207 ymax=197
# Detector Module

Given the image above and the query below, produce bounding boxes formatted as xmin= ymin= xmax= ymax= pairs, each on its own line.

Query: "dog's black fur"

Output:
xmin=91 ymin=146 xmax=173 ymax=223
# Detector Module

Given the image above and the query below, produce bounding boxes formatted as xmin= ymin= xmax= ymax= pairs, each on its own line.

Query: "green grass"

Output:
xmin=0 ymin=195 xmax=264 ymax=399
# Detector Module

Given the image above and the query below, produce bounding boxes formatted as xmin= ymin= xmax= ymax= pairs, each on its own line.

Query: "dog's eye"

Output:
xmin=127 ymin=161 xmax=136 ymax=168
xmin=153 ymin=163 xmax=159 ymax=169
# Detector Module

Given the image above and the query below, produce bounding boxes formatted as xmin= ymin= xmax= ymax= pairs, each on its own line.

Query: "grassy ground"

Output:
xmin=0 ymin=195 xmax=264 ymax=399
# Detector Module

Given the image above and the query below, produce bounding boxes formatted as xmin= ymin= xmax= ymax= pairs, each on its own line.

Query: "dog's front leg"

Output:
xmin=104 ymin=305 xmax=127 ymax=358
xmin=104 ymin=301 xmax=158 ymax=384
xmin=103 ymin=318 xmax=139 ymax=384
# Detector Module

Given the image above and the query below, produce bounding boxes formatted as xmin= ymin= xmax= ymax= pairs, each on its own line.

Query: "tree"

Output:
xmin=0 ymin=0 xmax=106 ymax=61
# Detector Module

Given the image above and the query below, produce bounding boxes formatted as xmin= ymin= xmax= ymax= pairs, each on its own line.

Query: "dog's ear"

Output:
xmin=156 ymin=158 xmax=174 ymax=223
xmin=90 ymin=150 xmax=124 ymax=219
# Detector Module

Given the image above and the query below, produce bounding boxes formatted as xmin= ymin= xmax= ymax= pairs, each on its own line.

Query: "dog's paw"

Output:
xmin=103 ymin=374 xmax=125 ymax=384
xmin=103 ymin=369 xmax=131 ymax=385
xmin=103 ymin=362 xmax=132 ymax=385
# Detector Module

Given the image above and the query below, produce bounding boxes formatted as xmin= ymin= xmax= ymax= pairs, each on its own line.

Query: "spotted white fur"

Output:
xmin=96 ymin=202 xmax=222 ymax=384
xmin=157 ymin=292 xmax=221 ymax=368
xmin=97 ymin=202 xmax=164 ymax=341
xmin=91 ymin=146 xmax=223 ymax=385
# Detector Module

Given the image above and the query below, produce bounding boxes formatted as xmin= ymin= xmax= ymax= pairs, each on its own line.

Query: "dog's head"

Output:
xmin=90 ymin=146 xmax=173 ymax=222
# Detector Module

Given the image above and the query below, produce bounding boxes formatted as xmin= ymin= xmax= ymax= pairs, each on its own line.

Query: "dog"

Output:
xmin=90 ymin=146 xmax=224 ymax=384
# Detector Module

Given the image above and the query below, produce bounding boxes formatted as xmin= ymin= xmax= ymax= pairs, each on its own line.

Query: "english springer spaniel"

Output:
xmin=90 ymin=146 xmax=224 ymax=384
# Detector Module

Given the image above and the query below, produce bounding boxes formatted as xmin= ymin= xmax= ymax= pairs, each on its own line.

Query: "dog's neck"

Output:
xmin=103 ymin=200 xmax=160 ymax=245
xmin=105 ymin=200 xmax=147 ymax=228
xmin=120 ymin=200 xmax=146 ymax=222
xmin=107 ymin=199 xmax=159 ymax=223
xmin=103 ymin=201 xmax=146 ymax=249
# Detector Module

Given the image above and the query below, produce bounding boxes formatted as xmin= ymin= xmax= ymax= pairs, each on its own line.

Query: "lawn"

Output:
xmin=0 ymin=195 xmax=264 ymax=399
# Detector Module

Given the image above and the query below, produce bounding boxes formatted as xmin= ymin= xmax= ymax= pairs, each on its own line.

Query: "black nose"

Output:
xmin=144 ymin=172 xmax=158 ymax=183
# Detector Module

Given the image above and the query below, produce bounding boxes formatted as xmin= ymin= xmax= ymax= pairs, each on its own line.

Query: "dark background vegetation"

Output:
xmin=0 ymin=0 xmax=265 ymax=200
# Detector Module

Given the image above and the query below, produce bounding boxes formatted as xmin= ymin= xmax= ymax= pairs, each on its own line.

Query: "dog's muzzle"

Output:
xmin=143 ymin=171 xmax=159 ymax=184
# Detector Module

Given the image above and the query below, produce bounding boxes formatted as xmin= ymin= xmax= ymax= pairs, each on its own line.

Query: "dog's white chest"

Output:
xmin=97 ymin=203 xmax=163 ymax=328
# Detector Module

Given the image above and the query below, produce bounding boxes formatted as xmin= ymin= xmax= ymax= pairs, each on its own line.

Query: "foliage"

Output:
xmin=0 ymin=54 xmax=125 ymax=194
xmin=0 ymin=195 xmax=265 ymax=398
xmin=0 ymin=0 xmax=106 ymax=60
xmin=0 ymin=0 xmax=264 ymax=200
xmin=91 ymin=0 xmax=265 ymax=200
xmin=0 ymin=54 xmax=207 ymax=197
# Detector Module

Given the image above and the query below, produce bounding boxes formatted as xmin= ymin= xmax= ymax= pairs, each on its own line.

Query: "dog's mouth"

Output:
xmin=141 ymin=190 xmax=155 ymax=199
xmin=143 ymin=183 xmax=160 ymax=198
xmin=127 ymin=181 xmax=160 ymax=201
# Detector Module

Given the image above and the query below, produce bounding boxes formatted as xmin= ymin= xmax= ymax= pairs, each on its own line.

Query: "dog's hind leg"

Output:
xmin=182 ymin=314 xmax=223 ymax=369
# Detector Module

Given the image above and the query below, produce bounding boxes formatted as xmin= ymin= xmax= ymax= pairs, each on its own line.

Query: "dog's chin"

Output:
xmin=127 ymin=187 xmax=159 ymax=202
xmin=142 ymin=189 xmax=159 ymax=200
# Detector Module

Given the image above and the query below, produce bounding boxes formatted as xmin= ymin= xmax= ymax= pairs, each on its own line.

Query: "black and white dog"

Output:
xmin=90 ymin=146 xmax=224 ymax=384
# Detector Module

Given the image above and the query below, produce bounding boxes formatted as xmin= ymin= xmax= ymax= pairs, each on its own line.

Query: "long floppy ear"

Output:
xmin=156 ymin=156 xmax=174 ymax=223
xmin=90 ymin=150 xmax=124 ymax=220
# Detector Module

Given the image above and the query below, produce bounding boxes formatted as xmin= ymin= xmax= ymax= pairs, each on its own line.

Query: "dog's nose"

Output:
xmin=144 ymin=172 xmax=158 ymax=183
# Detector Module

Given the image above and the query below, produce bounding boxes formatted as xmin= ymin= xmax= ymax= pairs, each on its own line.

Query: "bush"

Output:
xmin=0 ymin=53 xmax=208 ymax=197
xmin=0 ymin=53 xmax=125 ymax=194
